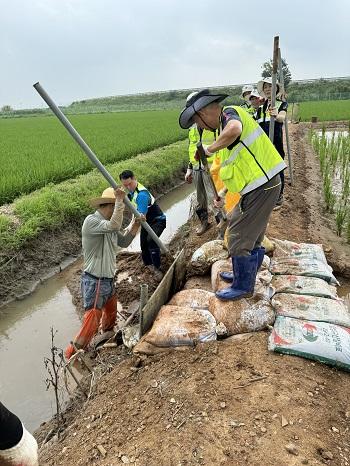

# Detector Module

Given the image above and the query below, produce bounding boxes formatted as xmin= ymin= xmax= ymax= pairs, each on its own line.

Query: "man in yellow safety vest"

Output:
xmin=179 ymin=89 xmax=286 ymax=301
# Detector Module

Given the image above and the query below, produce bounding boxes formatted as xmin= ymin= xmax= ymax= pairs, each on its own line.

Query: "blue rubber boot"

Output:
xmin=219 ymin=257 xmax=235 ymax=283
xmin=220 ymin=247 xmax=265 ymax=283
xmin=215 ymin=254 xmax=258 ymax=301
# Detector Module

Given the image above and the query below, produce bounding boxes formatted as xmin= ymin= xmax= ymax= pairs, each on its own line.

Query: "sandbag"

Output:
xmin=183 ymin=275 xmax=213 ymax=292
xmin=272 ymin=294 xmax=350 ymax=327
xmin=269 ymin=316 xmax=350 ymax=372
xmin=273 ymin=239 xmax=328 ymax=264
xmin=209 ymin=295 xmax=274 ymax=336
xmin=270 ymin=256 xmax=339 ymax=285
xmin=211 ymin=258 xmax=232 ymax=292
xmin=168 ymin=289 xmax=214 ymax=310
xmin=271 ymin=275 xmax=338 ymax=299
xmin=190 ymin=240 xmax=229 ymax=275
xmin=133 ymin=305 xmax=216 ymax=354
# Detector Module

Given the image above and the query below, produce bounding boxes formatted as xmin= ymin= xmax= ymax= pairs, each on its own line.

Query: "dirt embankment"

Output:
xmin=38 ymin=123 xmax=350 ymax=466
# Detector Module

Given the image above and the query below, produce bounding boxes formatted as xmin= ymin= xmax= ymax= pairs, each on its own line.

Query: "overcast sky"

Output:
xmin=1 ymin=0 xmax=349 ymax=109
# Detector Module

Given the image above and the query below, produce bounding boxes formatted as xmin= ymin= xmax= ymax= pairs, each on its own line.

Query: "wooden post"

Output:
xmin=269 ymin=36 xmax=279 ymax=142
xmin=278 ymin=47 xmax=294 ymax=186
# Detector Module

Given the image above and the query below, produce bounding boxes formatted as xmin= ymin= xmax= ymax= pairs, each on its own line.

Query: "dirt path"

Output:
xmin=37 ymin=123 xmax=350 ymax=466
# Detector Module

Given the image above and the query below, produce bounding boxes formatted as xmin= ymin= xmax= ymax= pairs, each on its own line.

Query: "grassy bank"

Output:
xmin=298 ymin=100 xmax=350 ymax=122
xmin=0 ymin=110 xmax=187 ymax=205
xmin=0 ymin=140 xmax=188 ymax=254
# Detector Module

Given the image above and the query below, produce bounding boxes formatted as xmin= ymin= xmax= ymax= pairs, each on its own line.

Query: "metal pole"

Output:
xmin=278 ymin=48 xmax=294 ymax=186
xmin=269 ymin=36 xmax=279 ymax=142
xmin=33 ymin=82 xmax=169 ymax=254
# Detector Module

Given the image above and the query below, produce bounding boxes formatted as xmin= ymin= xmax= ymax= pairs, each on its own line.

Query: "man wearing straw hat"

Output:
xmin=179 ymin=90 xmax=286 ymax=301
xmin=65 ymin=187 xmax=142 ymax=360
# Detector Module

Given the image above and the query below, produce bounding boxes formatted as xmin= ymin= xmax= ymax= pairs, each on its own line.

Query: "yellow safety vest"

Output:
xmin=219 ymin=106 xmax=286 ymax=194
xmin=128 ymin=182 xmax=155 ymax=207
xmin=188 ymin=125 xmax=217 ymax=167
xmin=240 ymin=102 xmax=256 ymax=116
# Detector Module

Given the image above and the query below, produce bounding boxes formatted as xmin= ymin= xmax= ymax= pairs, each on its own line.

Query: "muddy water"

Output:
xmin=0 ymin=183 xmax=195 ymax=432
xmin=0 ymin=274 xmax=80 ymax=432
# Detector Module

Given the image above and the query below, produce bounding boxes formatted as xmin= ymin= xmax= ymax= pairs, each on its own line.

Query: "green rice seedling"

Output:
xmin=323 ymin=172 xmax=336 ymax=212
xmin=335 ymin=203 xmax=347 ymax=236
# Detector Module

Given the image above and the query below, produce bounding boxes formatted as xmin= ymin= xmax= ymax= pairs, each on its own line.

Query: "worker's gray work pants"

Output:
xmin=227 ymin=175 xmax=281 ymax=256
xmin=193 ymin=168 xmax=218 ymax=216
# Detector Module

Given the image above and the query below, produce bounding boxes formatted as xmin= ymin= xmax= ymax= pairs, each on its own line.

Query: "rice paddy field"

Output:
xmin=298 ymin=99 xmax=350 ymax=122
xmin=311 ymin=127 xmax=350 ymax=241
xmin=0 ymin=109 xmax=186 ymax=205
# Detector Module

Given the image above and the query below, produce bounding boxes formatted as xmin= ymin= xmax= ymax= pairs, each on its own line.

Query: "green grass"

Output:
xmin=0 ymin=140 xmax=188 ymax=253
xmin=0 ymin=110 xmax=187 ymax=205
xmin=299 ymin=100 xmax=350 ymax=122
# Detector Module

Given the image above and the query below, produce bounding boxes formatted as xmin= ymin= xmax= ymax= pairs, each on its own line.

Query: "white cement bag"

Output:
xmin=273 ymin=239 xmax=328 ymax=264
xmin=190 ymin=240 xmax=229 ymax=275
xmin=269 ymin=316 xmax=350 ymax=371
xmin=134 ymin=305 xmax=216 ymax=353
xmin=272 ymin=294 xmax=350 ymax=327
xmin=270 ymin=257 xmax=339 ymax=285
xmin=209 ymin=296 xmax=275 ymax=336
xmin=271 ymin=275 xmax=338 ymax=299
xmin=168 ymin=289 xmax=214 ymax=310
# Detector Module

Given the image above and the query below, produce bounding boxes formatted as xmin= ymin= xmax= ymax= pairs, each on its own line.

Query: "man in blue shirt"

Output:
xmin=119 ymin=170 xmax=166 ymax=280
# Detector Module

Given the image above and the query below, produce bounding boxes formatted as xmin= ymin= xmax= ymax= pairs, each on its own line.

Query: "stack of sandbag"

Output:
xmin=268 ymin=239 xmax=350 ymax=371
xmin=134 ymin=290 xmax=216 ymax=355
xmin=189 ymin=240 xmax=228 ymax=276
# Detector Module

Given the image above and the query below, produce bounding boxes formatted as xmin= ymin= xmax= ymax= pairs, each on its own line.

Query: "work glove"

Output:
xmin=185 ymin=168 xmax=193 ymax=184
xmin=0 ymin=425 xmax=39 ymax=466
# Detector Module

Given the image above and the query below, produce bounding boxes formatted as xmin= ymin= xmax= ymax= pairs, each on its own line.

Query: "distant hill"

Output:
xmin=2 ymin=77 xmax=350 ymax=118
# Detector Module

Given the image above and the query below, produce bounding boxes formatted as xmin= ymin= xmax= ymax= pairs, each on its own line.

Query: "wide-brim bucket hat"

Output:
xmin=257 ymin=77 xmax=280 ymax=98
xmin=90 ymin=187 xmax=116 ymax=208
xmin=179 ymin=89 xmax=228 ymax=129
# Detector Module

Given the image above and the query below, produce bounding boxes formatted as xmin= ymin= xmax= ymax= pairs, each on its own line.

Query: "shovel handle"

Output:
xmin=33 ymin=82 xmax=169 ymax=255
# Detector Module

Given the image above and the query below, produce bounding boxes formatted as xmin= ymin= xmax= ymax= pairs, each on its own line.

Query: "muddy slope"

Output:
xmin=38 ymin=123 xmax=350 ymax=466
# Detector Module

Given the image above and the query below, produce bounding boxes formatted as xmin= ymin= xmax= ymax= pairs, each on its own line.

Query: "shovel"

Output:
xmin=196 ymin=142 xmax=227 ymax=231
xmin=33 ymin=82 xmax=170 ymax=255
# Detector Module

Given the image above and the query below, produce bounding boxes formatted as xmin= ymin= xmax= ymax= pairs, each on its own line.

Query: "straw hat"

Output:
xmin=179 ymin=89 xmax=228 ymax=129
xmin=89 ymin=187 xmax=116 ymax=208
